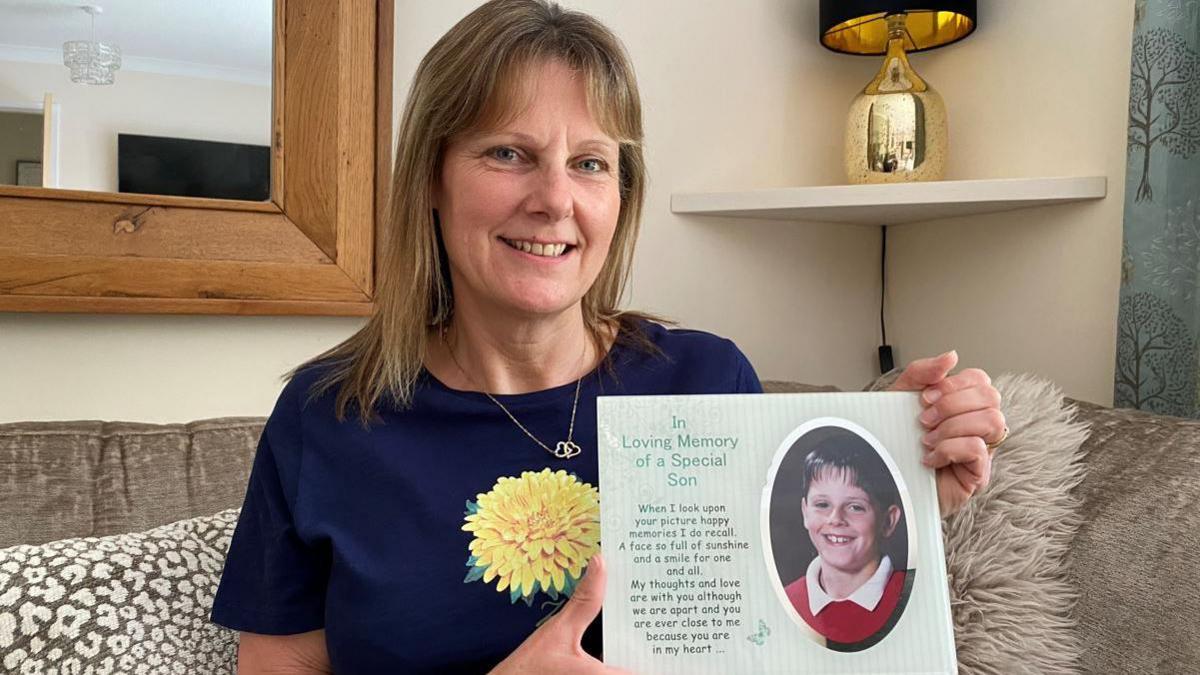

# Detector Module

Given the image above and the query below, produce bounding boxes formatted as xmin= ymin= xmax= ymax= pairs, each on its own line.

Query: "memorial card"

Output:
xmin=597 ymin=392 xmax=956 ymax=674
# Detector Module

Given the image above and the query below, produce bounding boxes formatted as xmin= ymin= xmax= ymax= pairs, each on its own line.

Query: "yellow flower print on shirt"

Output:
xmin=462 ymin=468 xmax=600 ymax=606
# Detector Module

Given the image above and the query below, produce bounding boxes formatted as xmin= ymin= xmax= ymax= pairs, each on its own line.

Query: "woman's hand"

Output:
xmin=490 ymin=553 xmax=630 ymax=675
xmin=889 ymin=351 xmax=1006 ymax=517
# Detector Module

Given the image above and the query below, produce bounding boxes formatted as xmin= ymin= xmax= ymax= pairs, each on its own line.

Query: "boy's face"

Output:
xmin=801 ymin=468 xmax=900 ymax=576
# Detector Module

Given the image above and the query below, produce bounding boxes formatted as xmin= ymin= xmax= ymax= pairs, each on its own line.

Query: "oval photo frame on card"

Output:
xmin=760 ymin=417 xmax=918 ymax=652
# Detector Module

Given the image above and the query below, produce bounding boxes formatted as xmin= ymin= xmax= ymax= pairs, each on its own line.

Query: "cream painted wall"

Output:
xmin=0 ymin=0 xmax=1133 ymax=422
xmin=885 ymin=1 xmax=1134 ymax=405
xmin=0 ymin=314 xmax=365 ymax=422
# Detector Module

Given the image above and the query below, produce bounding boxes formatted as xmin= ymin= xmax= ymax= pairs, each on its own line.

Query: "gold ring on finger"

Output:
xmin=985 ymin=425 xmax=1009 ymax=452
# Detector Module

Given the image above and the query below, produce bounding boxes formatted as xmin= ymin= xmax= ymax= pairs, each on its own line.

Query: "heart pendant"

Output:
xmin=554 ymin=441 xmax=582 ymax=459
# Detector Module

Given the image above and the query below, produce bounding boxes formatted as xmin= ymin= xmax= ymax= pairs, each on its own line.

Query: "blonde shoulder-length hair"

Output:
xmin=290 ymin=0 xmax=662 ymax=427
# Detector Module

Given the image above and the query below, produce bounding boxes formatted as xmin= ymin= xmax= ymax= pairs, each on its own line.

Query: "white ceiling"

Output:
xmin=0 ymin=1 xmax=272 ymax=84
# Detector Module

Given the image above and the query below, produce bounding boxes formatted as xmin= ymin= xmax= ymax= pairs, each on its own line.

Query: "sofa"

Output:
xmin=2 ymin=373 xmax=1198 ymax=674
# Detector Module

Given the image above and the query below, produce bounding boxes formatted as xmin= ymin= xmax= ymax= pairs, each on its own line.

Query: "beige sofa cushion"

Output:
xmin=0 ymin=419 xmax=263 ymax=548
xmin=1068 ymin=400 xmax=1200 ymax=673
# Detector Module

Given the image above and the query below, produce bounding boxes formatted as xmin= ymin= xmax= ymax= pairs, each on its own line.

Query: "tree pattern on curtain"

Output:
xmin=1117 ymin=1 xmax=1200 ymax=417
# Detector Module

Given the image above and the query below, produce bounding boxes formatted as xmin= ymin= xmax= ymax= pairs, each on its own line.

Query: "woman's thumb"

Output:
xmin=552 ymin=552 xmax=607 ymax=643
xmin=892 ymin=350 xmax=958 ymax=390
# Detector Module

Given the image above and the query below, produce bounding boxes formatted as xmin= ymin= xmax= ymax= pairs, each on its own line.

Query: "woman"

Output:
xmin=210 ymin=1 xmax=1006 ymax=673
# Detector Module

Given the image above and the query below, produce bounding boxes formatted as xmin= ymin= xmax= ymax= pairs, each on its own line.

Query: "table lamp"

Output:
xmin=820 ymin=1 xmax=977 ymax=184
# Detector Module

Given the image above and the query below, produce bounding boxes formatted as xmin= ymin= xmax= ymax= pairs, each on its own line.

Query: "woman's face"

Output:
xmin=801 ymin=469 xmax=900 ymax=575
xmin=434 ymin=59 xmax=621 ymax=321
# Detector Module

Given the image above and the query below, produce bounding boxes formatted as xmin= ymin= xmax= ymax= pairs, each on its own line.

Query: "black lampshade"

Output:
xmin=819 ymin=1 xmax=977 ymax=55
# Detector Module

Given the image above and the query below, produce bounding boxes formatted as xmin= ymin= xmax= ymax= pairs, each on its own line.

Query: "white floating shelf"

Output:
xmin=671 ymin=176 xmax=1107 ymax=225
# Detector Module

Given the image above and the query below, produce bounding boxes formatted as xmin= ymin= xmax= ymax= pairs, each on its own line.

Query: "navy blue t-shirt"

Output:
xmin=210 ymin=320 xmax=761 ymax=673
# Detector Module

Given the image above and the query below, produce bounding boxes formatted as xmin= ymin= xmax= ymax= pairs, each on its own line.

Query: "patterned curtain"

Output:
xmin=1115 ymin=0 xmax=1200 ymax=417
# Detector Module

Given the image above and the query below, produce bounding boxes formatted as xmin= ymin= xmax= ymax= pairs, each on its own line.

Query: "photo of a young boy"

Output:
xmin=768 ymin=425 xmax=912 ymax=650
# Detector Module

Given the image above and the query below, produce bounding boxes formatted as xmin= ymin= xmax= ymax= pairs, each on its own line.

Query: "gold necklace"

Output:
xmin=442 ymin=325 xmax=584 ymax=460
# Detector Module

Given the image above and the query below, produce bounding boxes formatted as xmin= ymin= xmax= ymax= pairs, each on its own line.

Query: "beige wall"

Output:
xmin=886 ymin=1 xmax=1134 ymax=405
xmin=0 ymin=0 xmax=1132 ymax=422
xmin=0 ymin=314 xmax=365 ymax=422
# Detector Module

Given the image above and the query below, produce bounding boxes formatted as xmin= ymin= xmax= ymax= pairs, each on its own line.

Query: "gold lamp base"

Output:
xmin=844 ymin=14 xmax=947 ymax=184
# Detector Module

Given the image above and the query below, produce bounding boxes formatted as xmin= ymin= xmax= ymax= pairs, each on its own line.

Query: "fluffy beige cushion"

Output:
xmin=944 ymin=373 xmax=1089 ymax=674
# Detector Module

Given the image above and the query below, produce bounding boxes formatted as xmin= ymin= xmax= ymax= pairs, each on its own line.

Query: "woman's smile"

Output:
xmin=498 ymin=236 xmax=577 ymax=259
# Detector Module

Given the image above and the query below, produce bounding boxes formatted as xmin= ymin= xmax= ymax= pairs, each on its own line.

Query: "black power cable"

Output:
xmin=878 ymin=225 xmax=894 ymax=375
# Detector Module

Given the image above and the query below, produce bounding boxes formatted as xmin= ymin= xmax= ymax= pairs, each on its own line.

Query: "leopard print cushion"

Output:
xmin=0 ymin=509 xmax=240 ymax=674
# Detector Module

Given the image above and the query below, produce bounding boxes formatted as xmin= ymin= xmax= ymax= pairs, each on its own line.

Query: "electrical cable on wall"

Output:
xmin=879 ymin=225 xmax=894 ymax=375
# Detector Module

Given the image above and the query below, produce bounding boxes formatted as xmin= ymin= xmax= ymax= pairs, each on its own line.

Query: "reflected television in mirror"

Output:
xmin=117 ymin=133 xmax=269 ymax=201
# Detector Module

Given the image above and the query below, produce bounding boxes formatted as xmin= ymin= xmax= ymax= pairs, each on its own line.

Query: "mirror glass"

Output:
xmin=0 ymin=0 xmax=272 ymax=201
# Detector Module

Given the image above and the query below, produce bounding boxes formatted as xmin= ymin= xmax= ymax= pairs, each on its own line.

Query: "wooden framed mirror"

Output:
xmin=0 ymin=0 xmax=392 ymax=316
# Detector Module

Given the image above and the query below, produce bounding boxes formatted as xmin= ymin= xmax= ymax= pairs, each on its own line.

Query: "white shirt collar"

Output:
xmin=806 ymin=554 xmax=893 ymax=616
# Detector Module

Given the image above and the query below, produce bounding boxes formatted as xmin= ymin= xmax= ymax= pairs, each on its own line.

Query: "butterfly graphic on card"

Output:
xmin=746 ymin=619 xmax=770 ymax=646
